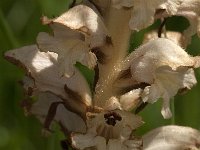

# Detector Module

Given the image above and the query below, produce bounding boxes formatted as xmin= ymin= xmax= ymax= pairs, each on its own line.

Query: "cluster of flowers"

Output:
xmin=5 ymin=0 xmax=200 ymax=149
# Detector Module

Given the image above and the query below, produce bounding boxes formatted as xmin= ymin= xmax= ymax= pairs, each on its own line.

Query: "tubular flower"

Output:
xmin=4 ymin=3 xmax=110 ymax=133
xmin=143 ymin=30 xmax=186 ymax=47
xmin=71 ymin=110 xmax=143 ymax=150
xmin=116 ymin=38 xmax=200 ymax=119
xmin=156 ymin=0 xmax=200 ymax=43
xmin=176 ymin=0 xmax=200 ymax=42
xmin=111 ymin=0 xmax=182 ymax=31
xmin=5 ymin=45 xmax=91 ymax=131
xmin=143 ymin=125 xmax=200 ymax=150
xmin=111 ymin=0 xmax=200 ymax=42
xmin=38 ymin=4 xmax=109 ymax=77
xmin=30 ymin=92 xmax=87 ymax=133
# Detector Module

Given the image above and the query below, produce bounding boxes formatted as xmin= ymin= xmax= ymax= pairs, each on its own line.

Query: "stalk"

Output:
xmin=94 ymin=7 xmax=132 ymax=107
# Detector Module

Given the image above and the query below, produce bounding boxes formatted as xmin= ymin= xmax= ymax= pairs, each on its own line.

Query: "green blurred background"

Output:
xmin=0 ymin=0 xmax=200 ymax=150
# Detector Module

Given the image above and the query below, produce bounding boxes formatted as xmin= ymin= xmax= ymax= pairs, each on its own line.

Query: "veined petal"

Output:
xmin=72 ymin=110 xmax=143 ymax=150
xmin=158 ymin=0 xmax=182 ymax=15
xmin=31 ymin=92 xmax=86 ymax=133
xmin=143 ymin=125 xmax=200 ymax=150
xmin=46 ymin=5 xmax=109 ymax=48
xmin=107 ymin=139 xmax=128 ymax=150
xmin=176 ymin=0 xmax=200 ymax=43
xmin=143 ymin=31 xmax=186 ymax=47
xmin=119 ymin=38 xmax=200 ymax=118
xmin=37 ymin=32 xmax=97 ymax=77
xmin=142 ymin=66 xmax=197 ymax=119
xmin=71 ymin=128 xmax=107 ymax=150
xmin=4 ymin=45 xmax=92 ymax=115
xmin=129 ymin=0 xmax=165 ymax=31
xmin=125 ymin=38 xmax=196 ymax=84
xmin=120 ymin=89 xmax=142 ymax=111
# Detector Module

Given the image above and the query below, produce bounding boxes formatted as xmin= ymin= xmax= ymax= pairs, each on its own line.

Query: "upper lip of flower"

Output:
xmin=115 ymin=38 xmax=200 ymax=119
xmin=143 ymin=125 xmax=200 ymax=149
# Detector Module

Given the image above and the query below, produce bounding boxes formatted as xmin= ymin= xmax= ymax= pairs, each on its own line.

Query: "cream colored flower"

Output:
xmin=111 ymin=0 xmax=134 ymax=9
xmin=155 ymin=0 xmax=200 ymax=44
xmin=71 ymin=110 xmax=143 ymax=150
xmin=4 ymin=3 xmax=109 ymax=140
xmin=117 ymin=38 xmax=200 ymax=119
xmin=5 ymin=44 xmax=94 ymax=134
xmin=4 ymin=45 xmax=92 ymax=103
xmin=176 ymin=0 xmax=200 ymax=43
xmin=38 ymin=5 xmax=109 ymax=77
xmin=143 ymin=30 xmax=186 ymax=47
xmin=111 ymin=0 xmax=182 ymax=31
xmin=143 ymin=125 xmax=200 ymax=150
xmin=30 ymin=92 xmax=86 ymax=133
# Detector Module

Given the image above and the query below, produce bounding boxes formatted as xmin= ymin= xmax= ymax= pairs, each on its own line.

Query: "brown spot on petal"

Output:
xmin=135 ymin=101 xmax=148 ymax=114
xmin=18 ymin=80 xmax=34 ymax=96
xmin=106 ymin=36 xmax=113 ymax=45
xmin=117 ymin=68 xmax=132 ymax=79
xmin=178 ymin=87 xmax=188 ymax=95
xmin=155 ymin=9 xmax=166 ymax=18
xmin=91 ymin=48 xmax=107 ymax=64
xmin=44 ymin=101 xmax=64 ymax=131
xmin=4 ymin=55 xmax=29 ymax=75
xmin=64 ymin=85 xmax=83 ymax=103
xmin=122 ymin=6 xmax=132 ymax=10
xmin=195 ymin=142 xmax=200 ymax=148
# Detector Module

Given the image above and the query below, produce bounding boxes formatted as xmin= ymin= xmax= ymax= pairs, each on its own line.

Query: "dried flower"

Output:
xmin=38 ymin=5 xmax=109 ymax=77
xmin=4 ymin=45 xmax=91 ymax=130
xmin=111 ymin=0 xmax=181 ymax=31
xmin=117 ymin=38 xmax=200 ymax=118
xmin=143 ymin=125 xmax=200 ymax=149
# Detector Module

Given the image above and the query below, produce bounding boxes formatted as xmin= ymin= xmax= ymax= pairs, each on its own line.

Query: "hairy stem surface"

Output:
xmin=94 ymin=7 xmax=131 ymax=107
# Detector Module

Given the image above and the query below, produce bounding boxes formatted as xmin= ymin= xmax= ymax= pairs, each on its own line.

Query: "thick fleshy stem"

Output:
xmin=94 ymin=7 xmax=132 ymax=108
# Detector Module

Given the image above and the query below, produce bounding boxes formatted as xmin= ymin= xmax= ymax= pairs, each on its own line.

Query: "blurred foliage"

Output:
xmin=0 ymin=0 xmax=200 ymax=150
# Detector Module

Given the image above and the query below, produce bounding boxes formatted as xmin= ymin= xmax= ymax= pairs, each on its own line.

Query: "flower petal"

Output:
xmin=142 ymin=66 xmax=197 ymax=119
xmin=5 ymin=45 xmax=92 ymax=115
xmin=176 ymin=0 xmax=200 ymax=43
xmin=158 ymin=0 xmax=182 ymax=16
xmin=125 ymin=38 xmax=195 ymax=84
xmin=143 ymin=31 xmax=186 ymax=47
xmin=129 ymin=0 xmax=165 ymax=30
xmin=31 ymin=92 xmax=86 ymax=133
xmin=111 ymin=0 xmax=134 ymax=9
xmin=143 ymin=125 xmax=200 ymax=150
xmin=37 ymin=32 xmax=97 ymax=77
xmin=120 ymin=89 xmax=142 ymax=111
xmin=120 ymin=38 xmax=199 ymax=118
xmin=48 ymin=5 xmax=109 ymax=48
xmin=71 ymin=131 xmax=107 ymax=150
xmin=107 ymin=139 xmax=128 ymax=150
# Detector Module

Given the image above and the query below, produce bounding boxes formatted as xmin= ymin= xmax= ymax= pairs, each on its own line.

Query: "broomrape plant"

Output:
xmin=4 ymin=0 xmax=200 ymax=149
